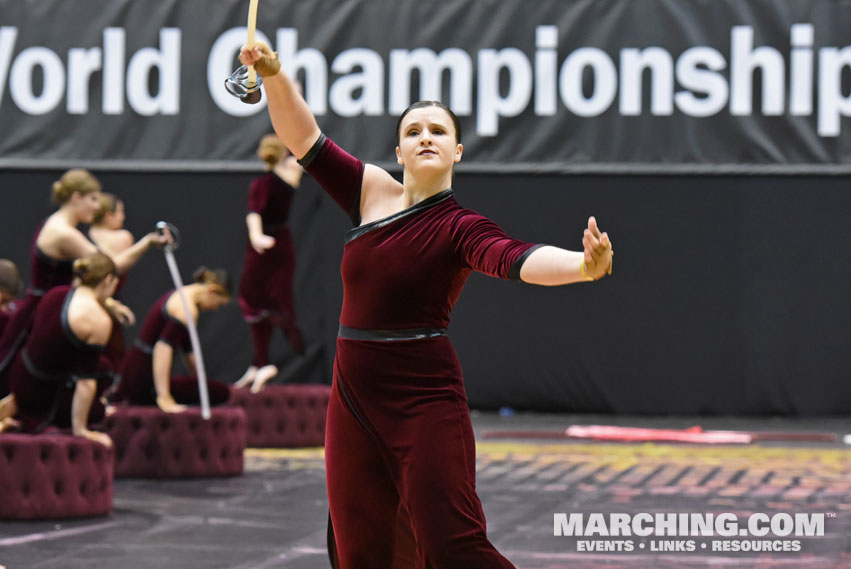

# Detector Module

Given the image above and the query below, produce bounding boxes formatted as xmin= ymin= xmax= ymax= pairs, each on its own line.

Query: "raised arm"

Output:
xmin=238 ymin=43 xmax=321 ymax=159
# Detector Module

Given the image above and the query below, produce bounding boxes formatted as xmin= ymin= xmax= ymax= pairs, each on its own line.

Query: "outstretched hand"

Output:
xmin=238 ymin=42 xmax=281 ymax=77
xmin=581 ymin=216 xmax=613 ymax=280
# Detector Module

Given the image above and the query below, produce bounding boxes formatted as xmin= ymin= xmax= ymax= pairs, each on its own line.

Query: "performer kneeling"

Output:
xmin=4 ymin=253 xmax=116 ymax=447
xmin=112 ymin=268 xmax=232 ymax=413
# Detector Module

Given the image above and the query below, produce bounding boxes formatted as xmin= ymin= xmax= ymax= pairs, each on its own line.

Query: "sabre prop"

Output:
xmin=156 ymin=222 xmax=212 ymax=420
xmin=224 ymin=0 xmax=263 ymax=104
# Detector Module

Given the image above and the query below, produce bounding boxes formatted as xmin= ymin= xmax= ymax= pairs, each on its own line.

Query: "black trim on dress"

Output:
xmin=344 ymin=189 xmax=454 ymax=245
xmin=508 ymin=243 xmax=547 ymax=281
xmin=297 ymin=133 xmax=327 ymax=168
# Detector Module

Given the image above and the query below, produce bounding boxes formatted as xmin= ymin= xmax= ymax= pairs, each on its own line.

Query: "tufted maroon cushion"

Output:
xmin=105 ymin=406 xmax=247 ymax=478
xmin=0 ymin=434 xmax=113 ymax=519
xmin=228 ymin=384 xmax=330 ymax=448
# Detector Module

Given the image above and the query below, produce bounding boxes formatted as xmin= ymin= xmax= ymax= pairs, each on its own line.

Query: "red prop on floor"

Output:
xmin=105 ymin=406 xmax=247 ymax=478
xmin=0 ymin=433 xmax=113 ymax=519
xmin=228 ymin=384 xmax=330 ymax=448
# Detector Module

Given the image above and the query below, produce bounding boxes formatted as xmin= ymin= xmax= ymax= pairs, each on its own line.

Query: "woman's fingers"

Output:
xmin=239 ymin=41 xmax=273 ymax=65
xmin=588 ymin=216 xmax=602 ymax=239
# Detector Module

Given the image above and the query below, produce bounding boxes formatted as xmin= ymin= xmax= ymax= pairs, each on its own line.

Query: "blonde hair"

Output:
xmin=257 ymin=134 xmax=287 ymax=166
xmin=73 ymin=252 xmax=116 ymax=287
xmin=0 ymin=259 xmax=21 ymax=297
xmin=52 ymin=169 xmax=101 ymax=204
xmin=92 ymin=192 xmax=118 ymax=225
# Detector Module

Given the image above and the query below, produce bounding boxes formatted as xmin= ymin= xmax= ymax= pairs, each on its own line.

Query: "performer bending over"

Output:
xmin=235 ymin=133 xmax=306 ymax=393
xmin=112 ymin=268 xmax=232 ymax=413
xmin=0 ymin=170 xmax=167 ymax=396
xmin=240 ymin=43 xmax=613 ymax=569
xmin=2 ymin=253 xmax=117 ymax=446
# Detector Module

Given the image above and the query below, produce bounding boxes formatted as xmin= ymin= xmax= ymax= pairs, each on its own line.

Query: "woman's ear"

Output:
xmin=454 ymin=143 xmax=463 ymax=163
xmin=396 ymin=146 xmax=404 ymax=166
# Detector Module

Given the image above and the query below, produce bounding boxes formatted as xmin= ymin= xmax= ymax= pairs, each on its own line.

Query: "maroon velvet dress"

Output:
xmin=301 ymin=135 xmax=540 ymax=569
xmin=0 ymin=224 xmax=75 ymax=396
xmin=112 ymin=290 xmax=230 ymax=406
xmin=238 ymin=171 xmax=304 ymax=365
xmin=9 ymin=286 xmax=112 ymax=433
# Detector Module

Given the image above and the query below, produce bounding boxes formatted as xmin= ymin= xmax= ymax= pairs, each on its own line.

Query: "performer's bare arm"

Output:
xmin=153 ymin=341 xmax=187 ymax=413
xmin=71 ymin=379 xmax=113 ymax=447
xmin=520 ymin=217 xmax=613 ymax=285
xmin=246 ymin=213 xmax=274 ymax=253
xmin=39 ymin=222 xmax=166 ymax=274
xmin=239 ymin=44 xmax=320 ymax=160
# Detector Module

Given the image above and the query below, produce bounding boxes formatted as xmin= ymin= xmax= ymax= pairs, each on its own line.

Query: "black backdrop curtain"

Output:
xmin=2 ymin=169 xmax=850 ymax=415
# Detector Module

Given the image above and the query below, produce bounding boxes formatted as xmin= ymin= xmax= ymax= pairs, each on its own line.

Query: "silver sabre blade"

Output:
xmin=155 ymin=221 xmax=212 ymax=420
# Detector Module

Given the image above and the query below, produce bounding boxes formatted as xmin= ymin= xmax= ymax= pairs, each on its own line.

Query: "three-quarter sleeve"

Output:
xmin=298 ymin=134 xmax=365 ymax=225
xmin=159 ymin=320 xmax=190 ymax=352
xmin=451 ymin=210 xmax=542 ymax=280
xmin=246 ymin=177 xmax=269 ymax=214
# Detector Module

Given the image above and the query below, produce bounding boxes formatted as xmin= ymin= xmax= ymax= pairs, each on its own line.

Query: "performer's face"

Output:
xmin=73 ymin=191 xmax=102 ymax=224
xmin=104 ymin=201 xmax=126 ymax=230
xmin=396 ymin=107 xmax=462 ymax=173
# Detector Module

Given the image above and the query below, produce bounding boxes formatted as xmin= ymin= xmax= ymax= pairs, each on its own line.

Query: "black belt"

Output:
xmin=337 ymin=324 xmax=446 ymax=342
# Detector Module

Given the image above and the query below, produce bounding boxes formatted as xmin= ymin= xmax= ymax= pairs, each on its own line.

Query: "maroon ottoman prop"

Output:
xmin=0 ymin=433 xmax=113 ymax=520
xmin=105 ymin=406 xmax=247 ymax=478
xmin=229 ymin=384 xmax=330 ymax=448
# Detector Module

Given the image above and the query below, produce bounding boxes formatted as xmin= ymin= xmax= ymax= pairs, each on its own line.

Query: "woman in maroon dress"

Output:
xmin=112 ymin=268 xmax=232 ymax=413
xmin=234 ymin=134 xmax=305 ymax=393
xmin=240 ymin=44 xmax=613 ymax=569
xmin=0 ymin=170 xmax=167 ymax=396
xmin=3 ymin=253 xmax=117 ymax=447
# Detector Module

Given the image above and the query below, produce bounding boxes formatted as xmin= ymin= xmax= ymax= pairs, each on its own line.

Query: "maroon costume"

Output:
xmin=9 ymin=286 xmax=112 ymax=433
xmin=302 ymin=134 xmax=540 ymax=569
xmin=0 ymin=224 xmax=75 ymax=396
xmin=238 ymin=171 xmax=304 ymax=364
xmin=112 ymin=290 xmax=230 ymax=406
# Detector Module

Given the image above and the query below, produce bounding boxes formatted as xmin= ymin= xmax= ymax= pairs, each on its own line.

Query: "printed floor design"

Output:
xmin=2 ymin=430 xmax=851 ymax=568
